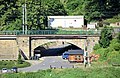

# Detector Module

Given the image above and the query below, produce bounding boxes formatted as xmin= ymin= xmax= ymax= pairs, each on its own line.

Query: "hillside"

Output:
xmin=0 ymin=0 xmax=120 ymax=30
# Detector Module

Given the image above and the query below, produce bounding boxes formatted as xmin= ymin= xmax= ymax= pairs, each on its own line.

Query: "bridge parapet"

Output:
xmin=0 ymin=30 xmax=101 ymax=35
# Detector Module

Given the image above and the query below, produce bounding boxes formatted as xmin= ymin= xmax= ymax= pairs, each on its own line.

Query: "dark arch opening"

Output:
xmin=33 ymin=42 xmax=82 ymax=58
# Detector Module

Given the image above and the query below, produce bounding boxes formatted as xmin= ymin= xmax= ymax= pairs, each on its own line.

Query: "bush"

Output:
xmin=93 ymin=44 xmax=101 ymax=50
xmin=93 ymin=32 xmax=120 ymax=64
xmin=107 ymin=51 xmax=120 ymax=64
xmin=110 ymin=39 xmax=120 ymax=51
xmin=17 ymin=52 xmax=23 ymax=64
xmin=94 ymin=48 xmax=107 ymax=61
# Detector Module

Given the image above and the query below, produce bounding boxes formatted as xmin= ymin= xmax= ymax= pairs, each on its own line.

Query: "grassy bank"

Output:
xmin=0 ymin=67 xmax=120 ymax=78
xmin=0 ymin=60 xmax=31 ymax=69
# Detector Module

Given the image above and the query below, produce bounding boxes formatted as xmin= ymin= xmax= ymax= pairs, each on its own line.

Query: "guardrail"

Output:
xmin=0 ymin=30 xmax=101 ymax=35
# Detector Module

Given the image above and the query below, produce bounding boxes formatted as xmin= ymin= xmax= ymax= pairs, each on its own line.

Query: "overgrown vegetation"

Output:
xmin=99 ymin=26 xmax=113 ymax=48
xmin=0 ymin=0 xmax=120 ymax=30
xmin=104 ymin=14 xmax=120 ymax=23
xmin=0 ymin=67 xmax=120 ymax=78
xmin=93 ymin=26 xmax=120 ymax=64
xmin=17 ymin=52 xmax=23 ymax=64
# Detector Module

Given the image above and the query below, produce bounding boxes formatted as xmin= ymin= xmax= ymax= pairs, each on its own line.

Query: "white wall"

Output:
xmin=48 ymin=16 xmax=84 ymax=28
xmin=87 ymin=24 xmax=96 ymax=29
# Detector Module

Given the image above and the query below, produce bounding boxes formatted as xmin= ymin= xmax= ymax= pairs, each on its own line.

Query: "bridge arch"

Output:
xmin=31 ymin=38 xmax=86 ymax=51
xmin=32 ymin=41 xmax=82 ymax=57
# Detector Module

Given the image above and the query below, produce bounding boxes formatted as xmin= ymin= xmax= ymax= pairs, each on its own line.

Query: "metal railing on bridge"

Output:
xmin=0 ymin=30 xmax=101 ymax=35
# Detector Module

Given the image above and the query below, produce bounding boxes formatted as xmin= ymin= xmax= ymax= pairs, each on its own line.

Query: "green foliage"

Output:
xmin=17 ymin=52 xmax=23 ymax=64
xmin=117 ymin=32 xmax=120 ymax=42
xmin=0 ymin=60 xmax=30 ymax=70
xmin=0 ymin=0 xmax=23 ymax=30
xmin=64 ymin=0 xmax=120 ymax=21
xmin=104 ymin=14 xmax=120 ymax=23
xmin=110 ymin=39 xmax=120 ymax=51
xmin=94 ymin=48 xmax=109 ymax=61
xmin=93 ymin=44 xmax=101 ymax=50
xmin=1 ymin=67 xmax=120 ymax=78
xmin=107 ymin=51 xmax=120 ymax=64
xmin=0 ymin=0 xmax=67 ymax=30
xmin=1 ymin=0 xmax=120 ymax=30
xmin=94 ymin=33 xmax=120 ymax=64
xmin=99 ymin=26 xmax=113 ymax=48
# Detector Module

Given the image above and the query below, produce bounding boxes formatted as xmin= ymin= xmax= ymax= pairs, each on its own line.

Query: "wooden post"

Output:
xmin=72 ymin=65 xmax=74 ymax=68
xmin=50 ymin=65 xmax=52 ymax=69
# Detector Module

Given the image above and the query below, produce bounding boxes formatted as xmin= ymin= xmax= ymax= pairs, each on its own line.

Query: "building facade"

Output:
xmin=48 ymin=16 xmax=84 ymax=28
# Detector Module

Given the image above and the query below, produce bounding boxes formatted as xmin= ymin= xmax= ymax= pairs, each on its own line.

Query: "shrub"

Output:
xmin=17 ymin=52 xmax=23 ymax=64
xmin=93 ymin=44 xmax=101 ymax=50
xmin=110 ymin=39 xmax=120 ymax=51
xmin=99 ymin=26 xmax=113 ymax=48
xmin=107 ymin=51 xmax=120 ymax=64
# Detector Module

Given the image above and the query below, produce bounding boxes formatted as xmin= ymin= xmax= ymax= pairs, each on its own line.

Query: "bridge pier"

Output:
xmin=16 ymin=36 xmax=31 ymax=60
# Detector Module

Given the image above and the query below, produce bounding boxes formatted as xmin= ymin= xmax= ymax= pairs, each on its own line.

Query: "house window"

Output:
xmin=75 ymin=55 xmax=81 ymax=60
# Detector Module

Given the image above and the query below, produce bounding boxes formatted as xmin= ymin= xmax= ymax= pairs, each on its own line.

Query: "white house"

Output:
xmin=87 ymin=24 xmax=96 ymax=29
xmin=48 ymin=16 xmax=84 ymax=28
xmin=110 ymin=22 xmax=120 ymax=27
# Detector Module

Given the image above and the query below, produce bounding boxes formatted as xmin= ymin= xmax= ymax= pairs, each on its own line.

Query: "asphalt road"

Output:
xmin=18 ymin=56 xmax=73 ymax=72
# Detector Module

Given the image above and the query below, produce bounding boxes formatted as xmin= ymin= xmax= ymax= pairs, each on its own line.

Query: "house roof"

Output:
xmin=48 ymin=16 xmax=84 ymax=19
xmin=68 ymin=50 xmax=84 ymax=55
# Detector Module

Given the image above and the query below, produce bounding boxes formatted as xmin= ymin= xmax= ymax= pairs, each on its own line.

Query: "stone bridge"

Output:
xmin=0 ymin=35 xmax=99 ymax=60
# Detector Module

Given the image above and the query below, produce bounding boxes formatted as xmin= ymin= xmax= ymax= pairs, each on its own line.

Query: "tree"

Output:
xmin=99 ymin=26 xmax=113 ymax=48
xmin=17 ymin=49 xmax=24 ymax=64
xmin=117 ymin=32 xmax=120 ymax=43
xmin=17 ymin=51 xmax=23 ymax=64
xmin=0 ymin=0 xmax=67 ymax=30
xmin=0 ymin=0 xmax=120 ymax=30
xmin=0 ymin=0 xmax=23 ymax=30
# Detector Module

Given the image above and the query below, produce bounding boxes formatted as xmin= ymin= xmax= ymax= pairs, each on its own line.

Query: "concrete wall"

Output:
xmin=0 ymin=40 xmax=18 ymax=60
xmin=87 ymin=36 xmax=99 ymax=52
xmin=16 ymin=36 xmax=31 ymax=60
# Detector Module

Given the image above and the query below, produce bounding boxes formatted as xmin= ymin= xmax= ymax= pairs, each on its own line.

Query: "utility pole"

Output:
xmin=25 ymin=3 xmax=27 ymax=34
xmin=22 ymin=0 xmax=27 ymax=35
xmin=40 ymin=0 xmax=41 ymax=29
xmin=87 ymin=39 xmax=91 ymax=67
xmin=88 ymin=51 xmax=91 ymax=66
xmin=84 ymin=39 xmax=91 ymax=67
xmin=84 ymin=40 xmax=86 ymax=66
xmin=22 ymin=5 xmax=25 ymax=34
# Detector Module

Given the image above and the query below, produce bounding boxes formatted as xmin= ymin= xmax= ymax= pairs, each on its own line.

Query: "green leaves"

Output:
xmin=99 ymin=26 xmax=113 ymax=48
xmin=94 ymin=30 xmax=120 ymax=64
xmin=0 ymin=0 xmax=120 ymax=30
xmin=0 ymin=0 xmax=67 ymax=30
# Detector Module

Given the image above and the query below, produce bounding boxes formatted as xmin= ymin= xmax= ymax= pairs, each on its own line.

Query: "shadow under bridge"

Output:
xmin=33 ymin=43 xmax=82 ymax=58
